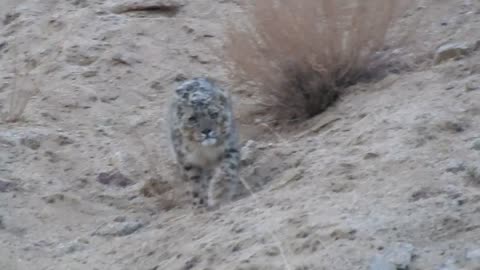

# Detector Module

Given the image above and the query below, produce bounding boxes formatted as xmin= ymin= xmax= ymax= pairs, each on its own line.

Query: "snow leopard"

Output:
xmin=168 ymin=77 xmax=240 ymax=210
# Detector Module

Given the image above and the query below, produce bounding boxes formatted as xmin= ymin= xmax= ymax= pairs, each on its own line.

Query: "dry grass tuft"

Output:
xmin=224 ymin=0 xmax=412 ymax=120
xmin=2 ymin=76 xmax=39 ymax=123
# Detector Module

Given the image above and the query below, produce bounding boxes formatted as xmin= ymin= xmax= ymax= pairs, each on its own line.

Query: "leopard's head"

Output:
xmin=174 ymin=78 xmax=230 ymax=146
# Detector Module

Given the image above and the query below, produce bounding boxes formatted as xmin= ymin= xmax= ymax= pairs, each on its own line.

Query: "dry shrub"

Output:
xmin=2 ymin=76 xmax=38 ymax=123
xmin=224 ymin=0 xmax=412 ymax=120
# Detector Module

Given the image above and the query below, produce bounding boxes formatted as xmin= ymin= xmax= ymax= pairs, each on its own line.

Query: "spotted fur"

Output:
xmin=168 ymin=77 xmax=240 ymax=210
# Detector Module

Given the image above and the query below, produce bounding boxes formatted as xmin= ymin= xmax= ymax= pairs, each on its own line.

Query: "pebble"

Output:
xmin=93 ymin=221 xmax=144 ymax=237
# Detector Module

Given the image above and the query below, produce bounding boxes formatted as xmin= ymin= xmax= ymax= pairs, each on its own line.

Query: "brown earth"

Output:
xmin=1 ymin=0 xmax=480 ymax=269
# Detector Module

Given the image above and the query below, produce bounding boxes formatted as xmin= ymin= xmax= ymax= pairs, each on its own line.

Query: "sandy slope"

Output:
xmin=1 ymin=0 xmax=480 ymax=269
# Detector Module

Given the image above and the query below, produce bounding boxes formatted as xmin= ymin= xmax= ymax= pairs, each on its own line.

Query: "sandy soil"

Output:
xmin=1 ymin=0 xmax=480 ymax=269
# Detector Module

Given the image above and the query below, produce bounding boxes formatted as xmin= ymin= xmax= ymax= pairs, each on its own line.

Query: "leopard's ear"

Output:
xmin=175 ymin=80 xmax=195 ymax=99
xmin=175 ymin=85 xmax=189 ymax=99
xmin=175 ymin=79 xmax=201 ymax=99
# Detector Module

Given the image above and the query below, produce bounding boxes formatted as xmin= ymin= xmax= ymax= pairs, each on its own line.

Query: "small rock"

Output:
xmin=44 ymin=151 xmax=61 ymax=163
xmin=364 ymin=152 xmax=380 ymax=160
xmin=94 ymin=221 xmax=144 ymax=237
xmin=3 ymin=12 xmax=20 ymax=25
xmin=57 ymin=238 xmax=89 ymax=255
xmin=446 ymin=160 xmax=466 ymax=174
xmin=465 ymin=80 xmax=479 ymax=92
xmin=0 ymin=133 xmax=16 ymax=147
xmin=109 ymin=151 xmax=145 ymax=180
xmin=174 ymin=73 xmax=187 ymax=82
xmin=100 ymin=94 xmax=119 ymax=103
xmin=82 ymin=70 xmax=98 ymax=78
xmin=264 ymin=246 xmax=280 ymax=257
xmin=0 ymin=178 xmax=17 ymax=193
xmin=241 ymin=140 xmax=258 ymax=166
xmin=112 ymin=52 xmax=141 ymax=66
xmin=189 ymin=54 xmax=210 ymax=64
xmin=97 ymin=171 xmax=134 ymax=187
xmin=370 ymin=255 xmax=397 ymax=270
xmin=474 ymin=39 xmax=480 ymax=51
xmin=0 ymin=41 xmax=7 ymax=51
xmin=55 ymin=135 xmax=74 ymax=146
xmin=113 ymin=216 xmax=127 ymax=222
xmin=445 ymin=83 xmax=456 ymax=90
xmin=472 ymin=140 xmax=480 ymax=151
xmin=442 ymin=120 xmax=467 ymax=133
xmin=375 ymin=242 xmax=415 ymax=270
xmin=67 ymin=0 xmax=88 ymax=7
xmin=65 ymin=46 xmax=99 ymax=66
xmin=20 ymin=136 xmax=42 ymax=150
xmin=87 ymin=95 xmax=98 ymax=102
xmin=150 ymin=80 xmax=164 ymax=91
xmin=434 ymin=43 xmax=470 ymax=65
xmin=466 ymin=248 xmax=480 ymax=263
xmin=329 ymin=228 xmax=357 ymax=240
xmin=0 ymin=215 xmax=5 ymax=229
xmin=183 ymin=256 xmax=200 ymax=270
xmin=42 ymin=193 xmax=65 ymax=204
xmin=437 ymin=258 xmax=459 ymax=270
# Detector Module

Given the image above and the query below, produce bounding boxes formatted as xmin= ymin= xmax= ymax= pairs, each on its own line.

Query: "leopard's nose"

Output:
xmin=202 ymin=128 xmax=212 ymax=135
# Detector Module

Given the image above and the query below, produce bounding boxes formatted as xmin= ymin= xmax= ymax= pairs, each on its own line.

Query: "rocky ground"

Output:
xmin=1 ymin=0 xmax=480 ymax=269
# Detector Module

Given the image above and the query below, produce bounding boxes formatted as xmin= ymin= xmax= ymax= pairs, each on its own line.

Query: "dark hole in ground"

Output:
xmin=115 ymin=5 xmax=181 ymax=17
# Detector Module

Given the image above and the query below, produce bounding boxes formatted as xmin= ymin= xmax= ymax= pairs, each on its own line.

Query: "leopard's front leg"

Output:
xmin=208 ymin=148 xmax=240 ymax=209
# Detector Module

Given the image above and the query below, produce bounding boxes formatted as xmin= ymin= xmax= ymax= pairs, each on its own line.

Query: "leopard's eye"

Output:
xmin=188 ymin=116 xmax=197 ymax=122
xmin=210 ymin=112 xmax=218 ymax=118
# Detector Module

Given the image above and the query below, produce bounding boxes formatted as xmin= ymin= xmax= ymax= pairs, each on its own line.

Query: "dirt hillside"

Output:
xmin=1 ymin=0 xmax=480 ymax=269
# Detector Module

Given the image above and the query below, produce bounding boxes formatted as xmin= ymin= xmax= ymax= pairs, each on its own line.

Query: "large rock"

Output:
xmin=434 ymin=43 xmax=470 ymax=65
xmin=370 ymin=255 xmax=397 ymax=270
xmin=445 ymin=160 xmax=466 ymax=174
xmin=466 ymin=248 xmax=480 ymax=264
xmin=369 ymin=243 xmax=415 ymax=270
